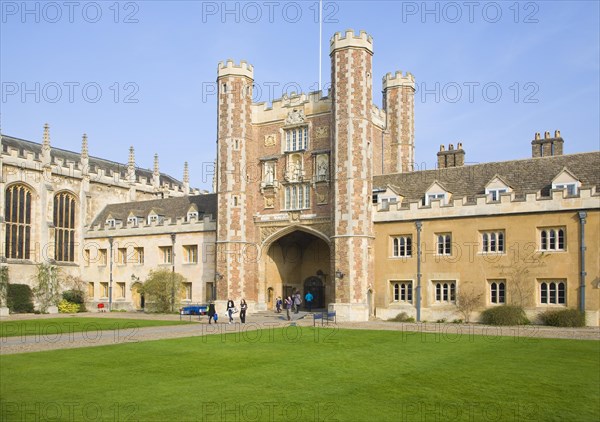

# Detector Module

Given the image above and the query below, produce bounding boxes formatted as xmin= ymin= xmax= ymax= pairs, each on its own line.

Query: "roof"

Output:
xmin=91 ymin=194 xmax=217 ymax=227
xmin=1 ymin=134 xmax=183 ymax=188
xmin=374 ymin=152 xmax=600 ymax=203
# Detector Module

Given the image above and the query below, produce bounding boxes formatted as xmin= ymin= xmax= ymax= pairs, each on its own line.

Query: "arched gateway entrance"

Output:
xmin=264 ymin=228 xmax=331 ymax=310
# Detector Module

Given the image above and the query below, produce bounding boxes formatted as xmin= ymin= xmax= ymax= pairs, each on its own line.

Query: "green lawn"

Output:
xmin=1 ymin=327 xmax=598 ymax=421
xmin=0 ymin=317 xmax=191 ymax=338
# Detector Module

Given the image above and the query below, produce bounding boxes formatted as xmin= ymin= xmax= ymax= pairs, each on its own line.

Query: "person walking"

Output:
xmin=304 ymin=291 xmax=313 ymax=312
xmin=226 ymin=299 xmax=235 ymax=324
xmin=275 ymin=296 xmax=282 ymax=313
xmin=294 ymin=292 xmax=302 ymax=313
xmin=239 ymin=299 xmax=248 ymax=323
xmin=207 ymin=303 xmax=216 ymax=324
xmin=285 ymin=296 xmax=292 ymax=321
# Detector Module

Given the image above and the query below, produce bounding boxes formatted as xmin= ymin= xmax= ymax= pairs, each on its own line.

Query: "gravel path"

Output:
xmin=1 ymin=312 xmax=598 ymax=355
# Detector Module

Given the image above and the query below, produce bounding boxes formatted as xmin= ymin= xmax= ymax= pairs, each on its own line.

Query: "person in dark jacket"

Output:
xmin=240 ymin=299 xmax=248 ymax=323
xmin=207 ymin=303 xmax=216 ymax=324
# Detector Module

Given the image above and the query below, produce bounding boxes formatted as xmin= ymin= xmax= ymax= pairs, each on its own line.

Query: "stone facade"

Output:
xmin=1 ymin=29 xmax=598 ymax=324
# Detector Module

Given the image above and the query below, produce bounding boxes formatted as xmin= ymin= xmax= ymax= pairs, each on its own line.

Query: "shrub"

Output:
xmin=539 ymin=309 xmax=586 ymax=327
xmin=7 ymin=284 xmax=34 ymax=313
xmin=388 ymin=312 xmax=415 ymax=322
xmin=62 ymin=289 xmax=87 ymax=312
xmin=436 ymin=318 xmax=447 ymax=323
xmin=58 ymin=299 xmax=80 ymax=313
xmin=480 ymin=305 xmax=529 ymax=326
xmin=139 ymin=269 xmax=186 ymax=313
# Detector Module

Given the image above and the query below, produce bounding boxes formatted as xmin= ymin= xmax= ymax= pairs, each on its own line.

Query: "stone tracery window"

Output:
xmin=54 ymin=191 xmax=76 ymax=262
xmin=5 ymin=184 xmax=32 ymax=259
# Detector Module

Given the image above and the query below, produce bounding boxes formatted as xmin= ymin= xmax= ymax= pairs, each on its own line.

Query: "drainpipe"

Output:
xmin=108 ymin=237 xmax=113 ymax=311
xmin=415 ymin=220 xmax=422 ymax=322
xmin=578 ymin=211 xmax=587 ymax=314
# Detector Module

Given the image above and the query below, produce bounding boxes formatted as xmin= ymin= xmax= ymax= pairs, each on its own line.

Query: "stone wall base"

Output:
xmin=329 ymin=303 xmax=369 ymax=321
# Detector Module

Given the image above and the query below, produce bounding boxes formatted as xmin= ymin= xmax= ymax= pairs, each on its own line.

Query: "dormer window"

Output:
xmin=148 ymin=214 xmax=163 ymax=224
xmin=425 ymin=192 xmax=446 ymax=205
xmin=553 ymin=183 xmax=578 ymax=196
xmin=187 ymin=211 xmax=199 ymax=221
xmin=487 ymin=189 xmax=507 ymax=202
xmin=105 ymin=218 xmax=116 ymax=228
xmin=551 ymin=168 xmax=580 ymax=196
xmin=127 ymin=216 xmax=139 ymax=226
xmin=380 ymin=197 xmax=397 ymax=211
xmin=424 ymin=181 xmax=449 ymax=206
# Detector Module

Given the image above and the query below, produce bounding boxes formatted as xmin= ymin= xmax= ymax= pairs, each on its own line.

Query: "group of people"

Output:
xmin=206 ymin=299 xmax=248 ymax=324
xmin=205 ymin=290 xmax=315 ymax=324
xmin=275 ymin=291 xmax=314 ymax=321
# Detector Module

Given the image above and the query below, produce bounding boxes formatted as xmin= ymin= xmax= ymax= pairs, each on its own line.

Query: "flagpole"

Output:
xmin=319 ymin=0 xmax=322 ymax=92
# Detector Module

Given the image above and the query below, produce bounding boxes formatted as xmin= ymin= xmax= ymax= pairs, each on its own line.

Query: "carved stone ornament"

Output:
xmin=264 ymin=134 xmax=276 ymax=147
xmin=264 ymin=196 xmax=275 ymax=208
xmin=315 ymin=126 xmax=329 ymax=139
xmin=285 ymin=108 xmax=305 ymax=125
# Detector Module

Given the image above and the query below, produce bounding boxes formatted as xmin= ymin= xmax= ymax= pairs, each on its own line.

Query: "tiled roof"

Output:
xmin=1 ymin=134 xmax=183 ymax=188
xmin=91 ymin=194 xmax=217 ymax=227
xmin=374 ymin=152 xmax=600 ymax=203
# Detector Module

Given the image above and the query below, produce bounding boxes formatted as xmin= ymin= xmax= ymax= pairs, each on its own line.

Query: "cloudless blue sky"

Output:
xmin=2 ymin=0 xmax=599 ymax=190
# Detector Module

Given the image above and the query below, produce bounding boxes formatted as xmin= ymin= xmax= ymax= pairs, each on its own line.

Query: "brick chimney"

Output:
xmin=437 ymin=143 xmax=465 ymax=169
xmin=531 ymin=130 xmax=563 ymax=158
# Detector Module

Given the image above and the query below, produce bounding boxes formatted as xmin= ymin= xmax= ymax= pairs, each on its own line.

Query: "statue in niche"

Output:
xmin=317 ymin=155 xmax=329 ymax=181
xmin=264 ymin=162 xmax=275 ymax=185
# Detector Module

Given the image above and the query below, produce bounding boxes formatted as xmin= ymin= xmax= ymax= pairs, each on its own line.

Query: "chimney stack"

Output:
xmin=531 ymin=130 xmax=563 ymax=158
xmin=437 ymin=143 xmax=465 ymax=169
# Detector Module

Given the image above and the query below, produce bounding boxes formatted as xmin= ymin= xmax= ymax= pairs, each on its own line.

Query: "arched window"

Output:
xmin=5 ymin=184 xmax=32 ymax=259
xmin=54 ymin=192 xmax=76 ymax=262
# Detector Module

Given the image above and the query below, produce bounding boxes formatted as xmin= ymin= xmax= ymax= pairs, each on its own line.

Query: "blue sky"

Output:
xmin=2 ymin=0 xmax=599 ymax=190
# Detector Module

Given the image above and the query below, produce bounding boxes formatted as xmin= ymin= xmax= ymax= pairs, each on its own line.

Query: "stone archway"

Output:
xmin=263 ymin=228 xmax=331 ymax=308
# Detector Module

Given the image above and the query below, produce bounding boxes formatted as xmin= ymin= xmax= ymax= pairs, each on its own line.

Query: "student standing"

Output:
xmin=226 ymin=299 xmax=235 ymax=324
xmin=240 ymin=299 xmax=248 ymax=323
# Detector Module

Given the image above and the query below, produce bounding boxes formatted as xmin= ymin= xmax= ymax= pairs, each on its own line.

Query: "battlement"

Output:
xmin=86 ymin=214 xmax=216 ymax=237
xmin=217 ymin=59 xmax=254 ymax=79
xmin=374 ymin=186 xmax=598 ymax=222
xmin=383 ymin=71 xmax=415 ymax=90
xmin=330 ymin=29 xmax=373 ymax=54
xmin=251 ymin=91 xmax=332 ymax=124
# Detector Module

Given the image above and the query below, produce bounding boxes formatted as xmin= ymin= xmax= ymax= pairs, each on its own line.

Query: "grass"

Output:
xmin=1 ymin=327 xmax=598 ymax=421
xmin=0 ymin=317 xmax=192 ymax=338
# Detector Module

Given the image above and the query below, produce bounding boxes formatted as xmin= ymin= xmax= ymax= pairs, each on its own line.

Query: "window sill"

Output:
xmin=389 ymin=256 xmax=412 ymax=260
xmin=538 ymin=249 xmax=566 ymax=253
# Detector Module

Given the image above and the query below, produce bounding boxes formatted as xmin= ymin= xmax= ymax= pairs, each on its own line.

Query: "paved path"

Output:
xmin=1 ymin=312 xmax=598 ymax=355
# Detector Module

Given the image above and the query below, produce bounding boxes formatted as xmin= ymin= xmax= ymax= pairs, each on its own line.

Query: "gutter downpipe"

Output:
xmin=415 ymin=220 xmax=422 ymax=322
xmin=578 ymin=211 xmax=587 ymax=315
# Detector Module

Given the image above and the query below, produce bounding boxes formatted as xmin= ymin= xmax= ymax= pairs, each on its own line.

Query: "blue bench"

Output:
xmin=313 ymin=311 xmax=336 ymax=326
xmin=180 ymin=305 xmax=208 ymax=321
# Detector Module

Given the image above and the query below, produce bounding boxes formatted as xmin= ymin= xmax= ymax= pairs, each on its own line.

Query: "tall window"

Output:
xmin=481 ymin=231 xmax=505 ymax=253
xmin=490 ymin=280 xmax=506 ymax=304
xmin=117 ymin=248 xmax=127 ymax=265
xmin=392 ymin=281 xmax=413 ymax=303
xmin=184 ymin=245 xmax=198 ymax=264
xmin=284 ymin=185 xmax=310 ymax=210
xmin=392 ymin=236 xmax=412 ymax=257
xmin=133 ymin=247 xmax=144 ymax=264
xmin=540 ymin=228 xmax=565 ymax=251
xmin=433 ymin=281 xmax=456 ymax=303
xmin=5 ymin=184 xmax=32 ymax=259
xmin=540 ymin=281 xmax=566 ymax=305
xmin=285 ymin=126 xmax=308 ymax=151
xmin=436 ymin=233 xmax=452 ymax=255
xmin=54 ymin=192 xmax=76 ymax=262
xmin=160 ymin=246 xmax=173 ymax=264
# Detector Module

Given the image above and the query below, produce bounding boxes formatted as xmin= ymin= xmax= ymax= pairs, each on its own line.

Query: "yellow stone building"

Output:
xmin=1 ymin=30 xmax=598 ymax=324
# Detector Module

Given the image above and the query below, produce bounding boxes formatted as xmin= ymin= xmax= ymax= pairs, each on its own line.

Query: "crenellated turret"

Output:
xmin=383 ymin=70 xmax=416 ymax=173
xmin=330 ymin=29 xmax=374 ymax=320
xmin=215 ymin=59 xmax=256 ymax=302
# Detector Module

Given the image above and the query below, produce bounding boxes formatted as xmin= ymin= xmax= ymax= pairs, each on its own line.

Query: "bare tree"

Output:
xmin=456 ymin=286 xmax=483 ymax=323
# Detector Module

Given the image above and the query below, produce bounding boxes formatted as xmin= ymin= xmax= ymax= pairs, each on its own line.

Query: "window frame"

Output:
xmin=432 ymin=280 xmax=456 ymax=304
xmin=391 ymin=281 xmax=413 ymax=303
xmin=435 ymin=233 xmax=452 ymax=256
xmin=391 ymin=235 xmax=412 ymax=258
xmin=540 ymin=280 xmax=566 ymax=305
xmin=539 ymin=227 xmax=566 ymax=251
xmin=5 ymin=184 xmax=33 ymax=260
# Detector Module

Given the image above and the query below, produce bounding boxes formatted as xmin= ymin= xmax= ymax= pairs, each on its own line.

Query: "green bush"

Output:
xmin=539 ymin=309 xmax=586 ymax=327
xmin=62 ymin=289 xmax=87 ymax=312
xmin=58 ymin=299 xmax=80 ymax=313
xmin=480 ymin=305 xmax=529 ymax=326
xmin=7 ymin=284 xmax=34 ymax=313
xmin=388 ymin=312 xmax=415 ymax=322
